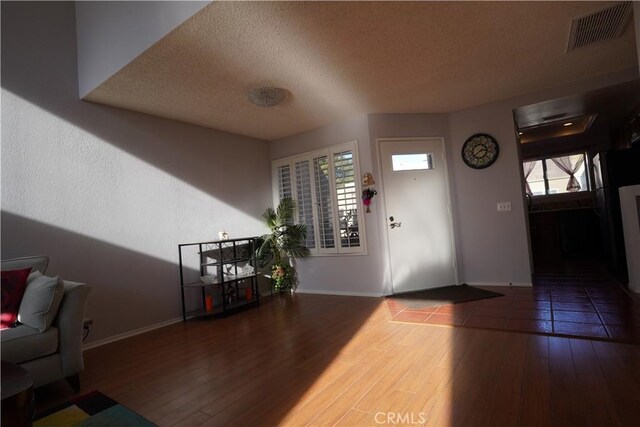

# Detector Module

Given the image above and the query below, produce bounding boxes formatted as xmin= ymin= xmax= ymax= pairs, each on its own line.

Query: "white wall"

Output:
xmin=449 ymin=103 xmax=532 ymax=285
xmin=448 ymin=67 xmax=639 ymax=286
xmin=270 ymin=66 xmax=639 ymax=293
xmin=366 ymin=112 xmax=528 ymax=288
xmin=76 ymin=1 xmax=209 ymax=98
xmin=1 ymin=2 xmax=271 ymax=344
xmin=269 ymin=115 xmax=385 ymax=296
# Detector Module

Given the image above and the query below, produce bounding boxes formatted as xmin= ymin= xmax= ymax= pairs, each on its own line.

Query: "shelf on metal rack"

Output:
xmin=179 ymin=237 xmax=260 ymax=321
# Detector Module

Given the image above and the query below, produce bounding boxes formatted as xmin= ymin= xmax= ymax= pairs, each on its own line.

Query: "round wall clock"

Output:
xmin=461 ymin=133 xmax=499 ymax=169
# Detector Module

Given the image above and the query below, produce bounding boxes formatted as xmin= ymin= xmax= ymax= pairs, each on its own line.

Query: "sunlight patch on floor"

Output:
xmin=278 ymin=301 xmax=456 ymax=426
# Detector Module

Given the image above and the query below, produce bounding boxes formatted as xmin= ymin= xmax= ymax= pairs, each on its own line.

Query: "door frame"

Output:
xmin=376 ymin=137 xmax=460 ymax=295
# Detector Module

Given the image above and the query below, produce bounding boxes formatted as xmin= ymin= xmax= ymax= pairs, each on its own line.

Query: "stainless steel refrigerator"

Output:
xmin=593 ymin=146 xmax=640 ymax=278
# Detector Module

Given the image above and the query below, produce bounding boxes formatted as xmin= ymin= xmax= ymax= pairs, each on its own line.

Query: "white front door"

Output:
xmin=379 ymin=138 xmax=458 ymax=294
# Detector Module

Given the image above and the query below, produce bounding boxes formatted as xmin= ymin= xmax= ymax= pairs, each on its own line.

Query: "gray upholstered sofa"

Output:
xmin=1 ymin=256 xmax=90 ymax=390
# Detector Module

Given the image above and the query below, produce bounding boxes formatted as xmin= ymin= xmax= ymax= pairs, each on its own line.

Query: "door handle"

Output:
xmin=389 ymin=216 xmax=402 ymax=229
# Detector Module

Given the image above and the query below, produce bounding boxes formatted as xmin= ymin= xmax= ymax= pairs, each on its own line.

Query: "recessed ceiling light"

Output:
xmin=518 ymin=132 xmax=523 ymax=135
xmin=563 ymin=122 xmax=573 ymax=127
xmin=248 ymin=87 xmax=288 ymax=108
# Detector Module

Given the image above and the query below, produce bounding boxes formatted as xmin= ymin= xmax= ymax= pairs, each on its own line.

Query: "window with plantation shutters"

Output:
xmin=333 ymin=150 xmax=360 ymax=249
xmin=313 ymin=155 xmax=335 ymax=250
xmin=276 ymin=165 xmax=292 ymax=200
xmin=272 ymin=141 xmax=366 ymax=255
xmin=294 ymin=160 xmax=316 ymax=248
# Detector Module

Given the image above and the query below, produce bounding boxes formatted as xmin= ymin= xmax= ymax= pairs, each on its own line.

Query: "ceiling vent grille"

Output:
xmin=567 ymin=1 xmax=632 ymax=52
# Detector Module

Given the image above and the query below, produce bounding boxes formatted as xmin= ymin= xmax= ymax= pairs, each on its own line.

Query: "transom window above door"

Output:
xmin=391 ymin=153 xmax=434 ymax=171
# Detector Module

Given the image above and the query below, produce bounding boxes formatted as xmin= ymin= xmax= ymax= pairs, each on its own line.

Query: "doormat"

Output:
xmin=34 ymin=390 xmax=156 ymax=426
xmin=388 ymin=284 xmax=504 ymax=309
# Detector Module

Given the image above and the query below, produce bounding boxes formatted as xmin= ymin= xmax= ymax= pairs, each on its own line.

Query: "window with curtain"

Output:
xmin=272 ymin=141 xmax=366 ymax=255
xmin=523 ymin=153 xmax=588 ymax=196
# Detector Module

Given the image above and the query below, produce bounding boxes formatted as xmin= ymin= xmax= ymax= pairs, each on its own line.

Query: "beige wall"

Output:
xmin=1 ymin=2 xmax=271 ymax=345
xmin=270 ymin=115 xmax=386 ymax=296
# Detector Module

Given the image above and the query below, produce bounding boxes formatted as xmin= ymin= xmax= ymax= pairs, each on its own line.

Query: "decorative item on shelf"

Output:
xmin=227 ymin=287 xmax=236 ymax=304
xmin=201 ymin=275 xmax=217 ymax=284
xmin=237 ymin=263 xmax=254 ymax=277
xmin=222 ymin=264 xmax=235 ymax=277
xmin=256 ymin=197 xmax=311 ymax=293
xmin=205 ymin=295 xmax=213 ymax=312
xmin=218 ymin=231 xmax=229 ymax=240
xmin=245 ymin=287 xmax=253 ymax=301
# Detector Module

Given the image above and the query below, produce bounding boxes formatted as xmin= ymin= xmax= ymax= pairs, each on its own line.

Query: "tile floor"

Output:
xmin=386 ymin=275 xmax=640 ymax=343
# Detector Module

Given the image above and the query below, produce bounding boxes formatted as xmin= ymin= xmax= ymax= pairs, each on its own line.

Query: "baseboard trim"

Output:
xmin=295 ymin=289 xmax=383 ymax=297
xmin=467 ymin=281 xmax=533 ymax=288
xmin=83 ymin=317 xmax=183 ymax=350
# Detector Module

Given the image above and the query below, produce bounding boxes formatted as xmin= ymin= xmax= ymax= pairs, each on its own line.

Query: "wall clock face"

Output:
xmin=461 ymin=133 xmax=499 ymax=169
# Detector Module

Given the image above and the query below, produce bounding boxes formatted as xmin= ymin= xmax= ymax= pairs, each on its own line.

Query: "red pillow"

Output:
xmin=1 ymin=267 xmax=32 ymax=329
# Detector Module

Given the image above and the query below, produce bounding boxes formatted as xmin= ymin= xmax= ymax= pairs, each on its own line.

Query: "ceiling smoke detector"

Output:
xmin=248 ymin=87 xmax=288 ymax=107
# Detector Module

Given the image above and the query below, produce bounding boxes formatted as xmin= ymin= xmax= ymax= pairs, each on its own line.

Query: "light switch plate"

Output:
xmin=497 ymin=202 xmax=512 ymax=212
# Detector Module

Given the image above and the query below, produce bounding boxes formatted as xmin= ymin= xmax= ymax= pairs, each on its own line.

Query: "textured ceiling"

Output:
xmin=85 ymin=1 xmax=638 ymax=141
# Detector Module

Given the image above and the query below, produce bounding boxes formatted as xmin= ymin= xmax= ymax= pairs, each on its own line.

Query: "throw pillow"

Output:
xmin=1 ymin=267 xmax=32 ymax=329
xmin=18 ymin=271 xmax=64 ymax=332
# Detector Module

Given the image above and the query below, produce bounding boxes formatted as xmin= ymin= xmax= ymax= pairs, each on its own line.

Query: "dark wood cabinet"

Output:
xmin=529 ymin=208 xmax=601 ymax=272
xmin=530 ymin=211 xmax=563 ymax=270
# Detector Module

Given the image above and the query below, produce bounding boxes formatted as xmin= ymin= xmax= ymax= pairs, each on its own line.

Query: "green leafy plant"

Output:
xmin=257 ymin=197 xmax=311 ymax=292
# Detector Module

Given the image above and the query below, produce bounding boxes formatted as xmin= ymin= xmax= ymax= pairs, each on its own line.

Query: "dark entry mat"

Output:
xmin=388 ymin=284 xmax=504 ymax=309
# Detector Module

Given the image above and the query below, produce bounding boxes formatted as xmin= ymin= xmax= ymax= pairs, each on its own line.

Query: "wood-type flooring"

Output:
xmin=35 ymin=293 xmax=640 ymax=426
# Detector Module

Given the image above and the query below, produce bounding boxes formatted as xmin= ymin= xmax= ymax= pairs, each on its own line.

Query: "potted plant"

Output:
xmin=257 ymin=197 xmax=311 ymax=292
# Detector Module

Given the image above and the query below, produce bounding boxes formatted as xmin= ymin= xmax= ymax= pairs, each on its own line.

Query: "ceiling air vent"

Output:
xmin=567 ymin=1 xmax=632 ymax=52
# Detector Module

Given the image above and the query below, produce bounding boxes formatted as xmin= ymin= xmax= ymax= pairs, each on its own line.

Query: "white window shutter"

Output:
xmin=313 ymin=155 xmax=336 ymax=250
xmin=333 ymin=150 xmax=360 ymax=250
xmin=294 ymin=160 xmax=316 ymax=249
xmin=276 ymin=164 xmax=292 ymax=200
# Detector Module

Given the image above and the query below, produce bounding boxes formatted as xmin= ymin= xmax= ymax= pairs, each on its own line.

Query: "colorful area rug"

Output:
xmin=35 ymin=391 xmax=156 ymax=426
xmin=388 ymin=283 xmax=504 ymax=309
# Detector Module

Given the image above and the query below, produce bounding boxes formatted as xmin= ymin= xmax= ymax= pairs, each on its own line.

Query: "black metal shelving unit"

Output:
xmin=178 ymin=237 xmax=259 ymax=321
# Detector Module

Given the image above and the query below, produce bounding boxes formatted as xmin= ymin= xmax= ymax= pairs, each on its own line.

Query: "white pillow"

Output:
xmin=17 ymin=271 xmax=64 ymax=332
